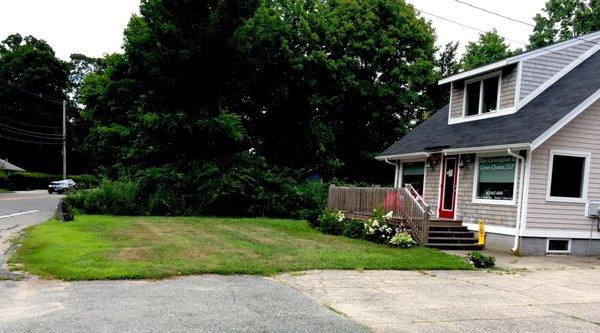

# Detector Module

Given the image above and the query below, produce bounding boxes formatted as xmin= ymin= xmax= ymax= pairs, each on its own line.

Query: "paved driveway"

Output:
xmin=0 ymin=276 xmax=366 ymax=332
xmin=276 ymin=259 xmax=600 ymax=332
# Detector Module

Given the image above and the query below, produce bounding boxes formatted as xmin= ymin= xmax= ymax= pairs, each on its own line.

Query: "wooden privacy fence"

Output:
xmin=327 ymin=185 xmax=430 ymax=244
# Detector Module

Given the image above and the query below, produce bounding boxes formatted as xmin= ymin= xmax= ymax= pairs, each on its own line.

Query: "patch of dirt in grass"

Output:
xmin=116 ymin=247 xmax=155 ymax=261
xmin=178 ymin=247 xmax=215 ymax=260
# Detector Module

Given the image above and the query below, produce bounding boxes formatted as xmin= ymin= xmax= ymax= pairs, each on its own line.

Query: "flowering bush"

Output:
xmin=363 ymin=208 xmax=397 ymax=243
xmin=389 ymin=232 xmax=417 ymax=248
xmin=318 ymin=209 xmax=345 ymax=235
xmin=315 ymin=207 xmax=418 ymax=248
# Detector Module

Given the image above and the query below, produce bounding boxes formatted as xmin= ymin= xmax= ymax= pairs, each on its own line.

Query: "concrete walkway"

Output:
xmin=275 ymin=256 xmax=600 ymax=332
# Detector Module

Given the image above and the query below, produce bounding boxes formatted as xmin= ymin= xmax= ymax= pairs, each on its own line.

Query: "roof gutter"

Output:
xmin=375 ymin=152 xmax=428 ymax=161
xmin=507 ymin=148 xmax=527 ymax=253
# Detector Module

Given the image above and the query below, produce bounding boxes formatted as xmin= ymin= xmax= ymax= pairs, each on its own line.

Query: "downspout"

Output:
xmin=507 ymin=149 xmax=526 ymax=253
xmin=384 ymin=159 xmax=399 ymax=187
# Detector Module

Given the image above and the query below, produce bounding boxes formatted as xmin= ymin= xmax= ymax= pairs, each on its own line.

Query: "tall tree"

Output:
xmin=0 ymin=34 xmax=69 ymax=173
xmin=460 ymin=30 xmax=513 ymax=70
xmin=233 ymin=0 xmax=438 ymax=182
xmin=437 ymin=41 xmax=460 ymax=78
xmin=529 ymin=0 xmax=600 ymax=48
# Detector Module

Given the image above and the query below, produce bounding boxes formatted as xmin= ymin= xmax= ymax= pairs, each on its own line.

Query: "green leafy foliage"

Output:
xmin=460 ymin=30 xmax=514 ymax=70
xmin=66 ymin=165 xmax=329 ymax=219
xmin=0 ymin=34 xmax=70 ymax=173
xmin=341 ymin=219 xmax=367 ymax=239
xmin=529 ymin=0 xmax=600 ymax=49
xmin=389 ymin=232 xmax=417 ymax=249
xmin=468 ymin=251 xmax=496 ymax=268
xmin=318 ymin=209 xmax=346 ymax=235
xmin=3 ymin=172 xmax=97 ymax=191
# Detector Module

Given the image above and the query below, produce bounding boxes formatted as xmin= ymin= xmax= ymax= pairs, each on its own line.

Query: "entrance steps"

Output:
xmin=426 ymin=219 xmax=484 ymax=250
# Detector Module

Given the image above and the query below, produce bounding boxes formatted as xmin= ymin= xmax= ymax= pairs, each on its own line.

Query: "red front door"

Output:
xmin=438 ymin=156 xmax=459 ymax=219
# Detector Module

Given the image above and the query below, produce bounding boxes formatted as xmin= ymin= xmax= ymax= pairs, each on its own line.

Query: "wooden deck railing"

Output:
xmin=327 ymin=185 xmax=430 ymax=244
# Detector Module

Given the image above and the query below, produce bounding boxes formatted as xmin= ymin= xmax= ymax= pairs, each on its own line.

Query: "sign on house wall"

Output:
xmin=477 ymin=156 xmax=516 ymax=200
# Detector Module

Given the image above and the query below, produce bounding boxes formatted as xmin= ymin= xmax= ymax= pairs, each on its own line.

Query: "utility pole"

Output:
xmin=62 ymin=99 xmax=66 ymax=180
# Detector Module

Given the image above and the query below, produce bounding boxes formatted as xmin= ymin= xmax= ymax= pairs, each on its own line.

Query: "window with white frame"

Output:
xmin=464 ymin=73 xmax=501 ymax=117
xmin=401 ymin=162 xmax=425 ymax=195
xmin=474 ymin=155 xmax=516 ymax=203
xmin=546 ymin=239 xmax=570 ymax=254
xmin=547 ymin=150 xmax=590 ymax=203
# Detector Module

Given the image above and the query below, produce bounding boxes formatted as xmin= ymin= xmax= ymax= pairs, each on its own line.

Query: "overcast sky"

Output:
xmin=0 ymin=0 xmax=548 ymax=60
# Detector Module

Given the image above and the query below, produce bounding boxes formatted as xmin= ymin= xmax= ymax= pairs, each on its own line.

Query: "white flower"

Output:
xmin=372 ymin=220 xmax=380 ymax=228
xmin=368 ymin=227 xmax=375 ymax=234
xmin=384 ymin=211 xmax=393 ymax=220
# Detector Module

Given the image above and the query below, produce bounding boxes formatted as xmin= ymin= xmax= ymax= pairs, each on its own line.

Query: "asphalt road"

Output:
xmin=0 ymin=191 xmax=365 ymax=333
xmin=0 ymin=190 xmax=61 ymax=270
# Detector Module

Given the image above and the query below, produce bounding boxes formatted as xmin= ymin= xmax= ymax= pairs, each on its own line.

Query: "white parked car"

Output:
xmin=48 ymin=179 xmax=77 ymax=194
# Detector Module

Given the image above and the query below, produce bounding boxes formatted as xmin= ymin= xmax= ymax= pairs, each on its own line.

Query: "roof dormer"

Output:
xmin=441 ymin=31 xmax=600 ymax=125
xmin=448 ymin=65 xmax=518 ymax=124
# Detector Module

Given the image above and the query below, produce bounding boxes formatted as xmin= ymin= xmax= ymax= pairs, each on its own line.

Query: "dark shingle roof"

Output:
xmin=380 ymin=50 xmax=600 ymax=158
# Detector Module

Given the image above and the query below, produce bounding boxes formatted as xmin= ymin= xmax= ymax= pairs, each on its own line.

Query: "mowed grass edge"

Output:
xmin=9 ymin=215 xmax=472 ymax=280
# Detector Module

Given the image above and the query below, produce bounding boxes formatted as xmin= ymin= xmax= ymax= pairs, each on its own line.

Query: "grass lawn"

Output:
xmin=9 ymin=215 xmax=472 ymax=280
xmin=0 ymin=189 xmax=10 ymax=193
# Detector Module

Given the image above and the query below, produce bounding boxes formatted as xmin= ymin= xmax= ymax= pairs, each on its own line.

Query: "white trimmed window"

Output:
xmin=400 ymin=162 xmax=425 ymax=195
xmin=546 ymin=239 xmax=571 ymax=254
xmin=464 ymin=72 xmax=501 ymax=117
xmin=546 ymin=150 xmax=591 ymax=203
xmin=473 ymin=155 xmax=517 ymax=205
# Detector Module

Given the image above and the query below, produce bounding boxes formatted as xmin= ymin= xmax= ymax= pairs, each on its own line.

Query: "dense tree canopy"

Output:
xmin=460 ymin=30 xmax=513 ymax=70
xmin=232 ymin=0 xmax=438 ymax=180
xmin=0 ymin=34 xmax=68 ymax=173
xmin=529 ymin=0 xmax=600 ymax=48
xmin=81 ymin=0 xmax=438 ymax=185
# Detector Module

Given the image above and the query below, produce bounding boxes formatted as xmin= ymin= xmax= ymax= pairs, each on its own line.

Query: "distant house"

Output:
xmin=377 ymin=31 xmax=600 ymax=255
xmin=0 ymin=159 xmax=25 ymax=173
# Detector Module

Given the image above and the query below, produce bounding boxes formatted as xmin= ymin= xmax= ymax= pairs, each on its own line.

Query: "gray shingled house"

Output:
xmin=376 ymin=32 xmax=600 ymax=255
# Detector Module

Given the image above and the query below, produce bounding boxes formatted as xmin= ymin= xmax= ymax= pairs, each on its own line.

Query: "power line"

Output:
xmin=0 ymin=114 xmax=62 ymax=129
xmin=417 ymin=8 xmax=527 ymax=45
xmin=0 ymin=134 xmax=63 ymax=145
xmin=0 ymin=127 xmax=63 ymax=141
xmin=0 ymin=77 xmax=64 ymax=105
xmin=0 ymin=123 xmax=62 ymax=137
xmin=454 ymin=0 xmax=534 ymax=27
xmin=452 ymin=0 xmax=600 ymax=50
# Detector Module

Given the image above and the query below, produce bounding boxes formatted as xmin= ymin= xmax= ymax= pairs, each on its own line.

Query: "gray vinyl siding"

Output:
xmin=499 ymin=66 xmax=517 ymax=109
xmin=449 ymin=65 xmax=517 ymax=120
xmin=417 ymin=154 xmax=519 ymax=227
xmin=455 ymin=154 xmax=520 ymax=227
xmin=520 ymin=40 xmax=598 ymax=100
xmin=526 ymin=100 xmax=600 ymax=231
xmin=423 ymin=162 xmax=440 ymax=214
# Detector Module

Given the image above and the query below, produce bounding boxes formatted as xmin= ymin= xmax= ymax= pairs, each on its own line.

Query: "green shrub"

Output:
xmin=341 ymin=219 xmax=366 ymax=239
xmin=0 ymin=170 xmax=7 ymax=189
xmin=318 ymin=209 xmax=345 ymax=235
xmin=7 ymin=172 xmax=56 ymax=190
xmin=65 ymin=180 xmax=143 ymax=215
xmin=468 ymin=251 xmax=495 ymax=268
xmin=389 ymin=232 xmax=417 ymax=248
xmin=65 ymin=160 xmax=328 ymax=219
xmin=70 ymin=174 xmax=100 ymax=189
xmin=5 ymin=172 xmax=98 ymax=190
